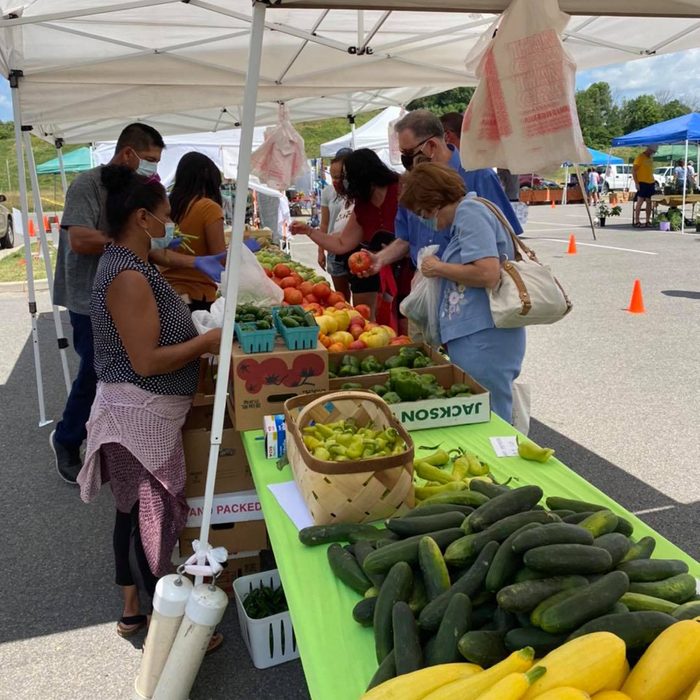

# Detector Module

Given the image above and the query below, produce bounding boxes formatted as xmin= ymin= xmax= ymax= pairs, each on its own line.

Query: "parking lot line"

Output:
xmin=536 ymin=237 xmax=658 ymax=255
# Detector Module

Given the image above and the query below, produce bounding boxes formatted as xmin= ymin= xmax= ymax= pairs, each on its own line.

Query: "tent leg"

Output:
xmin=562 ymin=164 xmax=568 ymax=205
xmin=574 ymin=164 xmax=597 ymax=241
xmin=195 ymin=0 xmax=268 ymax=576
xmin=55 ymin=139 xmax=68 ymax=198
xmin=682 ymin=139 xmax=689 ymax=234
xmin=10 ymin=73 xmax=51 ymax=427
xmin=349 ymin=115 xmax=357 ymax=149
xmin=23 ymin=130 xmax=73 ymax=395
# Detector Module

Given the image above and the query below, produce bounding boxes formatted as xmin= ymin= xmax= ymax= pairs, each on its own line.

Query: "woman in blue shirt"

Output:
xmin=400 ymin=162 xmax=526 ymax=422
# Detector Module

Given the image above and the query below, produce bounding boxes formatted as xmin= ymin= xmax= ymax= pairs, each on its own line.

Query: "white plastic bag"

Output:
xmin=398 ymin=245 xmax=441 ymax=346
xmin=220 ymin=244 xmax=284 ymax=307
xmin=191 ymin=296 xmax=226 ymax=334
xmin=511 ymin=381 xmax=531 ymax=435
xmin=460 ymin=0 xmax=589 ymax=173
xmin=250 ymin=105 xmax=310 ymax=191
xmin=388 ymin=108 xmax=407 ymax=166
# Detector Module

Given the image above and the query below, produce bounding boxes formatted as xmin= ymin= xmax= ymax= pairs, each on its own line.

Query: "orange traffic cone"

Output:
xmin=28 ymin=218 xmax=35 ymax=237
xmin=627 ymin=279 xmax=645 ymax=314
xmin=566 ymin=234 xmax=577 ymax=255
xmin=550 ymin=199 xmax=556 ymax=209
xmin=43 ymin=215 xmax=50 ymax=230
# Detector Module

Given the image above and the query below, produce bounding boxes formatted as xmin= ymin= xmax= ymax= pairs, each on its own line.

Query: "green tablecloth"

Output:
xmin=242 ymin=415 xmax=700 ymax=700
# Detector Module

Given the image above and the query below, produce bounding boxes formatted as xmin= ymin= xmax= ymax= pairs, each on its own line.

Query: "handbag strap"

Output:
xmin=472 ymin=197 xmax=538 ymax=263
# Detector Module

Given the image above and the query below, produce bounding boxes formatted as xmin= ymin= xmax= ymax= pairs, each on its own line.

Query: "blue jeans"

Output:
xmin=55 ymin=311 xmax=97 ymax=449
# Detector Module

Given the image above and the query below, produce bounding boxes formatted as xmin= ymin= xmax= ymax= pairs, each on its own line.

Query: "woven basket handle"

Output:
xmin=284 ymin=391 xmax=414 ymax=475
xmin=473 ymin=196 xmax=538 ymax=263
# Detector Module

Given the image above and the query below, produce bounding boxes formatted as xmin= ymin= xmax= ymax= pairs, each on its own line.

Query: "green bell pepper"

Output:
xmin=384 ymin=354 xmax=411 ymax=369
xmin=382 ymin=391 xmax=402 ymax=405
xmin=411 ymin=355 xmax=432 ymax=368
xmin=388 ymin=367 xmax=430 ymax=402
xmin=448 ymin=383 xmax=473 ymax=397
xmin=370 ymin=384 xmax=388 ymax=396
xmin=359 ymin=355 xmax=383 ymax=374
xmin=398 ymin=346 xmax=420 ymax=363
xmin=338 ymin=364 xmax=360 ymax=377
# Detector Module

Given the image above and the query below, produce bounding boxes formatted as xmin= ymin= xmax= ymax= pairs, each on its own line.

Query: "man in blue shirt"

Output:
xmin=364 ymin=109 xmax=523 ymax=273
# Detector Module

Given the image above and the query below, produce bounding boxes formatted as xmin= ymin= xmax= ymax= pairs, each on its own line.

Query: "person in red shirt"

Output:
xmin=291 ymin=149 xmax=402 ymax=318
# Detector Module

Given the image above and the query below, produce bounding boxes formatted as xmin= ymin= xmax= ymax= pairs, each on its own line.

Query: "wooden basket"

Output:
xmin=284 ymin=391 xmax=415 ymax=525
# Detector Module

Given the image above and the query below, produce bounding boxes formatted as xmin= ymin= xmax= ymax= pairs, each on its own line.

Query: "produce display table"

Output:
xmin=241 ymin=415 xmax=700 ymax=700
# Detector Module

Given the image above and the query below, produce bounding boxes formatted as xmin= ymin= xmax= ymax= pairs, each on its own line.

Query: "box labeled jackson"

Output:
xmin=263 ymin=414 xmax=286 ymax=459
xmin=179 ymin=519 xmax=268 ymax=560
xmin=231 ymin=339 xmax=328 ymax=431
xmin=186 ymin=490 xmax=263 ymax=528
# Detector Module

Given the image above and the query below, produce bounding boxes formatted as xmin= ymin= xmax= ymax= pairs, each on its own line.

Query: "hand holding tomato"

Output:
xmin=348 ymin=250 xmax=373 ymax=276
xmin=352 ymin=250 xmax=382 ymax=277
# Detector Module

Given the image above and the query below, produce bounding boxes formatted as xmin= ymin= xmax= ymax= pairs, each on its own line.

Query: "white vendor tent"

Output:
xmin=320 ymin=105 xmax=404 ymax=169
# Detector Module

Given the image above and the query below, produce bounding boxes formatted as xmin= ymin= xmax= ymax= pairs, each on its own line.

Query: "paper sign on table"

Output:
xmin=268 ymin=481 xmax=314 ymax=531
xmin=490 ymin=436 xmax=519 ymax=457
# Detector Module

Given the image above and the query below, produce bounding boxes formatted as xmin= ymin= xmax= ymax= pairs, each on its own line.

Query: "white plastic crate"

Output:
xmin=233 ymin=569 xmax=299 ymax=669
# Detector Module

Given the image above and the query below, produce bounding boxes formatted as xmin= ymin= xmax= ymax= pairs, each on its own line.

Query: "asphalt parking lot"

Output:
xmin=0 ymin=201 xmax=697 ymax=699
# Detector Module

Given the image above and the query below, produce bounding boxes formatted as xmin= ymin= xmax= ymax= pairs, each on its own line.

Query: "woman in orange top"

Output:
xmin=162 ymin=152 xmax=226 ymax=311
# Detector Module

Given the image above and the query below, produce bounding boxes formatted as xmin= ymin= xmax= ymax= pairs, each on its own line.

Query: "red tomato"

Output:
xmin=273 ymin=263 xmax=291 ymax=278
xmin=280 ymin=276 xmax=298 ymax=289
xmin=312 ymin=283 xmax=331 ymax=300
xmin=284 ymin=288 xmax=303 ymax=304
xmin=355 ymin=304 xmax=371 ymax=320
xmin=348 ymin=250 xmax=372 ymax=275
xmin=299 ymin=281 xmax=314 ymax=297
xmin=327 ymin=291 xmax=345 ymax=306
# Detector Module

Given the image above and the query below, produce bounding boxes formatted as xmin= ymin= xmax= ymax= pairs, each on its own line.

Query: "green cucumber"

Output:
xmin=386 ymin=512 xmax=465 ymax=537
xmin=471 ymin=602 xmax=498 ymax=629
xmin=567 ymin=611 xmax=676 ymax=648
xmin=469 ymin=480 xmax=510 ymax=499
xmin=511 ymin=523 xmax=594 ymax=554
xmin=418 ymin=541 xmax=499 ymax=632
xmin=615 ymin=516 xmax=634 ymax=537
xmin=609 ymin=601 xmax=629 ymax=614
xmin=392 ymin=601 xmax=423 ymax=675
xmin=538 ymin=570 xmax=630 ymax=634
xmin=593 ymin=533 xmax=632 ymax=566
xmin=373 ymin=562 xmax=413 ymax=663
xmin=421 ymin=491 xmax=489 ymax=507
xmin=405 ymin=504 xmax=474 ymax=518
xmin=353 ymin=540 xmax=385 ymax=589
xmin=620 ymin=592 xmax=678 ymax=614
xmin=467 ymin=485 xmax=544 ymax=532
xmin=524 ymin=544 xmax=613 ymax=575
xmin=672 ymin=600 xmax=700 ymax=620
xmin=363 ymin=528 xmax=464 ymax=575
xmin=620 ymin=536 xmax=656 ymax=562
xmin=299 ymin=523 xmax=380 ymax=546
xmin=617 ymin=558 xmax=689 ymax=582
xmin=353 ymin=596 xmax=377 ymax=626
xmin=327 ymin=544 xmax=373 ymax=595
xmin=485 ymin=523 xmax=542 ymax=593
xmin=578 ymin=510 xmax=619 ymax=537
xmin=419 ymin=536 xmax=451 ymax=601
xmin=366 ymin=650 xmax=395 ymax=691
xmin=504 ymin=627 xmax=567 ymax=655
xmin=425 ymin=593 xmax=472 ymax=666
xmin=348 ymin=528 xmax=389 ymax=544
xmin=514 ymin=568 xmax=548 ymax=583
xmin=497 ymin=575 xmax=589 ymax=613
xmin=530 ymin=586 xmax=587 ymax=628
xmin=408 ymin=572 xmax=429 ymax=615
xmin=629 ymin=574 xmax=697 ymax=604
xmin=457 ymin=630 xmax=508 ymax=667
xmin=562 ymin=512 xmax=594 ymax=524
xmin=447 ymin=511 xmax=558 ymax=566
xmin=489 ymin=607 xmax=519 ymax=633
xmin=545 ymin=496 xmax=608 ymax=513
xmin=549 ymin=509 xmax=576 ymax=519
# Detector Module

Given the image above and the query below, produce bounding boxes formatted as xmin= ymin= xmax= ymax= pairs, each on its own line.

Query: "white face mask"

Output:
xmin=136 ymin=158 xmax=158 ymax=178
xmin=145 ymin=212 xmax=175 ymax=250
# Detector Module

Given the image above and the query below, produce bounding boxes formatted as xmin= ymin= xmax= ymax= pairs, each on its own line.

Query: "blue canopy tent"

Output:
xmin=586 ymin=148 xmax=623 ymax=166
xmin=612 ymin=114 xmax=700 ymax=232
xmin=36 ymin=146 xmax=92 ymax=174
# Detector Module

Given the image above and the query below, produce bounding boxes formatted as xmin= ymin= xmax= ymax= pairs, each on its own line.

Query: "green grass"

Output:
xmin=295 ymin=111 xmax=380 ymax=158
xmin=0 ymin=243 xmax=56 ymax=283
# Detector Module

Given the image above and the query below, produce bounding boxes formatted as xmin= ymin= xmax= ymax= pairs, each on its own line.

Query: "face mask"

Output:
xmin=145 ymin=213 xmax=175 ymax=250
xmin=136 ymin=158 xmax=158 ymax=178
xmin=421 ymin=215 xmax=438 ymax=231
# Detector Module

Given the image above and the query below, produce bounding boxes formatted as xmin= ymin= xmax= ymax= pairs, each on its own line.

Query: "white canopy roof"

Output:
xmin=2 ymin=1 xmax=700 ymax=143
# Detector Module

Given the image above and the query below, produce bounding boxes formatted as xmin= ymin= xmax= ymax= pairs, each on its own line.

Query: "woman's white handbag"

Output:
xmin=477 ymin=198 xmax=572 ymax=328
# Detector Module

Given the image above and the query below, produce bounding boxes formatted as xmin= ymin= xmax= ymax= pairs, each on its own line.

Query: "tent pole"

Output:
xmin=574 ymin=163 xmax=597 ymax=241
xmin=562 ymin=164 xmax=568 ymax=205
xmin=9 ymin=71 xmax=51 ymax=427
xmin=682 ymin=139 xmax=689 ymax=234
xmin=349 ymin=114 xmax=357 ymax=149
xmin=23 ymin=130 xmax=72 ymax=395
xmin=195 ymin=0 xmax=267 ymax=578
xmin=55 ymin=138 xmax=69 ymax=197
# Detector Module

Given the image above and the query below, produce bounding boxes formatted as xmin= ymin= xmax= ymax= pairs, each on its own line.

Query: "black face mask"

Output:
xmin=401 ymin=153 xmax=416 ymax=171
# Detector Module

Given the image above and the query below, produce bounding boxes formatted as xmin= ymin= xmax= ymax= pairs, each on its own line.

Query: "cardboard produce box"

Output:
xmin=329 ymin=343 xmax=449 ymax=391
xmin=186 ymin=489 xmax=263 ymax=528
xmin=214 ymin=554 xmax=263 ymax=598
xmin=182 ymin=404 xmax=254 ymax=498
xmin=231 ymin=338 xmax=328 ymax=431
xmin=179 ymin=519 xmax=268 ymax=559
xmin=331 ymin=364 xmax=491 ymax=430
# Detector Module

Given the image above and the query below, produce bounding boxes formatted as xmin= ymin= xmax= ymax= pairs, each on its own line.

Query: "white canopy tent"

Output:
xmin=320 ymin=105 xmax=405 ymax=169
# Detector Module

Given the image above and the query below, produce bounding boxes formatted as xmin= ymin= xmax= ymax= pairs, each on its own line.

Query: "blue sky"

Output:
xmin=1 ymin=48 xmax=697 ymax=124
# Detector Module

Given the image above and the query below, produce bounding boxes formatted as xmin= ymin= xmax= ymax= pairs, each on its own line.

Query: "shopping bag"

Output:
xmin=250 ymin=105 xmax=310 ymax=191
xmin=219 ymin=244 xmax=284 ymax=308
xmin=191 ymin=297 xmax=225 ymax=334
xmin=398 ymin=245 xmax=441 ymax=346
xmin=511 ymin=381 xmax=531 ymax=435
xmin=460 ymin=0 xmax=589 ymax=173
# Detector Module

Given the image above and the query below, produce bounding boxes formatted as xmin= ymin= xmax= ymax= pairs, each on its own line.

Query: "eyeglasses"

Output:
xmin=399 ymin=136 xmax=433 ymax=157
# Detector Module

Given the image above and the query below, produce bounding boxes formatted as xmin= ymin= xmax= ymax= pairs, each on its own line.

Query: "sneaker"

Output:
xmin=49 ymin=429 xmax=82 ymax=484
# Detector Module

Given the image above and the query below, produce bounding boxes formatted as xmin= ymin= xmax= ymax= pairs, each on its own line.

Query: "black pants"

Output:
xmin=113 ymin=502 xmax=159 ymax=600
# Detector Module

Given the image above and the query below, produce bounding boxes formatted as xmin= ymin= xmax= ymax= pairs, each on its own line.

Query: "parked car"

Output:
xmin=0 ymin=194 xmax=13 ymax=249
xmin=598 ymin=164 xmax=664 ymax=194
xmin=519 ymin=174 xmax=561 ymax=189
xmin=654 ymin=166 xmax=674 ymax=189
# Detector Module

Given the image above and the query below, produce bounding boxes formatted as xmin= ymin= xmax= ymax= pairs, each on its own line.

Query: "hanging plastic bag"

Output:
xmin=398 ymin=245 xmax=441 ymax=346
xmin=220 ymin=244 xmax=284 ymax=307
xmin=460 ymin=0 xmax=589 ymax=174
xmin=388 ymin=107 xmax=407 ymax=166
xmin=250 ymin=104 xmax=310 ymax=191
xmin=191 ymin=296 xmax=226 ymax=335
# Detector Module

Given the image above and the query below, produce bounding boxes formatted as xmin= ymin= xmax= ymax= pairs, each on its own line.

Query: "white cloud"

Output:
xmin=577 ymin=48 xmax=700 ymax=106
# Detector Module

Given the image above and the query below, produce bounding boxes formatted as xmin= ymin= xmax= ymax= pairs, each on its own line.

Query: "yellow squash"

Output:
xmin=592 ymin=692 xmax=631 ymax=700
xmin=601 ymin=659 xmax=629 ymax=692
xmin=360 ymin=663 xmax=482 ymax=700
xmin=474 ymin=666 xmax=546 ymax=700
xmin=522 ymin=632 xmax=626 ymax=699
xmin=686 ymin=678 xmax=700 ymax=700
xmin=622 ymin=620 xmax=700 ymax=700
xmin=535 ymin=689 xmax=590 ymax=700
xmin=423 ymin=648 xmax=535 ymax=700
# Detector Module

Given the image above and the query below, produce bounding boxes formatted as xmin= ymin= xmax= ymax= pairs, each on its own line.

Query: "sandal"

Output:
xmin=206 ymin=632 xmax=224 ymax=656
xmin=117 ymin=614 xmax=147 ymax=638
xmin=633 ymin=222 xmax=642 ymax=228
